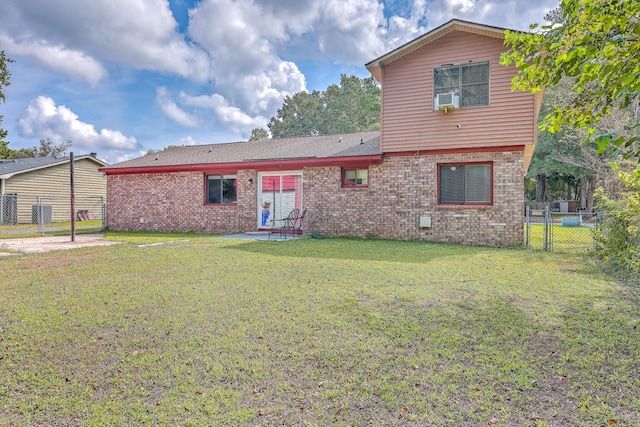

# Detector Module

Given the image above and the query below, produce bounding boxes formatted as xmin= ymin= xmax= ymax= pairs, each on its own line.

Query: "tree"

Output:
xmin=248 ymin=128 xmax=269 ymax=141
xmin=527 ymin=78 xmax=614 ymax=207
xmin=0 ymin=121 xmax=10 ymax=159
xmin=526 ymin=74 xmax=640 ymax=210
xmin=321 ymin=75 xmax=381 ymax=135
xmin=268 ymin=75 xmax=380 ymax=138
xmin=501 ymin=0 xmax=640 ymax=160
xmin=146 ymin=144 xmax=185 ymax=155
xmin=268 ymin=90 xmax=323 ymax=138
xmin=0 ymin=46 xmax=14 ymax=159
xmin=12 ymin=138 xmax=72 ymax=158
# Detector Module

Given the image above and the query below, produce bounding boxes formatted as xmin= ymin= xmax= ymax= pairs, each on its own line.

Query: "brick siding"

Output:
xmin=107 ymin=150 xmax=523 ymax=246
xmin=303 ymin=151 xmax=524 ymax=246
xmin=107 ymin=170 xmax=257 ymax=234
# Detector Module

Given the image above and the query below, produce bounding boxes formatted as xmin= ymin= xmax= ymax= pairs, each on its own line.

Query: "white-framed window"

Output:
xmin=434 ymin=62 xmax=489 ymax=108
xmin=343 ymin=168 xmax=368 ymax=187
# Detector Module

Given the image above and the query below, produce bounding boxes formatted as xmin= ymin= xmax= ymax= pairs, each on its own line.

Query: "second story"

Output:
xmin=366 ymin=19 xmax=542 ymax=169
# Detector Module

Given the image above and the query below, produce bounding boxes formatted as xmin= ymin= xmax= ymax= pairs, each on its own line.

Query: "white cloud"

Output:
xmin=188 ymin=0 xmax=287 ymax=76
xmin=0 ymin=0 xmax=561 ymax=163
xmin=184 ymin=0 xmax=311 ymax=132
xmin=233 ymin=61 xmax=307 ymax=115
xmin=110 ymin=151 xmax=147 ymax=164
xmin=188 ymin=0 xmax=307 ymax=114
xmin=182 ymin=0 xmax=414 ymax=130
xmin=181 ymin=93 xmax=267 ymax=132
xmin=314 ymin=0 xmax=387 ymax=63
xmin=423 ymin=0 xmax=556 ymax=32
xmin=180 ymin=136 xmax=197 ymax=146
xmin=0 ymin=36 xmax=106 ymax=86
xmin=0 ymin=0 xmax=210 ymax=81
xmin=156 ymin=87 xmax=199 ymax=128
xmin=17 ymin=96 xmax=139 ymax=153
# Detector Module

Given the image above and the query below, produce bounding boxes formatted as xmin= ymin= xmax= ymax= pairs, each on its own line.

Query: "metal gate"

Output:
xmin=525 ymin=206 xmax=598 ymax=253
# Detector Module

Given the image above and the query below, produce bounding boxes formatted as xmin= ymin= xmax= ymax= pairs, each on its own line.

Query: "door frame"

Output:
xmin=257 ymin=171 xmax=303 ymax=229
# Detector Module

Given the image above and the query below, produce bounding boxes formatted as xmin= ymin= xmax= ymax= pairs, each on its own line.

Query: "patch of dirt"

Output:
xmin=0 ymin=234 xmax=121 ymax=256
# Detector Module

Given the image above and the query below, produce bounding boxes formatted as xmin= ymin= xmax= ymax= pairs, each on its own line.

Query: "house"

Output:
xmin=0 ymin=154 xmax=107 ymax=224
xmin=101 ymin=19 xmax=541 ymax=246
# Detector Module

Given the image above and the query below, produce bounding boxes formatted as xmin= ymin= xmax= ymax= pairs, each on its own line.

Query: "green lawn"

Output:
xmin=0 ymin=220 xmax=104 ymax=239
xmin=1 ymin=234 xmax=638 ymax=426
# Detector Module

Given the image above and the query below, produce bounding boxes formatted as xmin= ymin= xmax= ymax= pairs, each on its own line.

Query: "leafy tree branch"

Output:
xmin=501 ymin=0 xmax=640 ymax=160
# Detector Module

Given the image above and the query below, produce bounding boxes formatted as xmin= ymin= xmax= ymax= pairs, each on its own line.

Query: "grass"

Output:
xmin=0 ymin=220 xmax=104 ymax=239
xmin=1 ymin=233 xmax=638 ymax=426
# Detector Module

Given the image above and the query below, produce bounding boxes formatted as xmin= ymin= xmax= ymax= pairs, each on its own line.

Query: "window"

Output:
xmin=439 ymin=163 xmax=492 ymax=205
xmin=343 ymin=168 xmax=368 ymax=187
xmin=206 ymin=174 xmax=237 ymax=204
xmin=434 ymin=62 xmax=489 ymax=108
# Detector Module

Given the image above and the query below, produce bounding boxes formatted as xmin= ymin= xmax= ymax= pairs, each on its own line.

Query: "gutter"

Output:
xmin=101 ymin=154 xmax=384 ymax=176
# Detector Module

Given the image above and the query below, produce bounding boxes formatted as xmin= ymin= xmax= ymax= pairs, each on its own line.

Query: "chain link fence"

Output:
xmin=525 ymin=206 xmax=598 ymax=253
xmin=0 ymin=194 xmax=105 ymax=236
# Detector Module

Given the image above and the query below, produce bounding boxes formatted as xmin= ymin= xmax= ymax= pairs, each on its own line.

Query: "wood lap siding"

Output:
xmin=5 ymin=159 xmax=107 ymax=198
xmin=381 ymin=31 xmax=535 ymax=152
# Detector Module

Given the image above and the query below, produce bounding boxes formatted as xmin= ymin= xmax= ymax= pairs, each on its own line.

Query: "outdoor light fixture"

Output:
xmin=247 ymin=178 xmax=254 ymax=185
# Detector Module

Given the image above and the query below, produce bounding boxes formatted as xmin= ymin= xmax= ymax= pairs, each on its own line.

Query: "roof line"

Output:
xmin=0 ymin=155 xmax=108 ymax=180
xmin=242 ymin=156 xmax=318 ymax=162
xmin=366 ymin=19 xmax=517 ymax=72
xmin=101 ymin=155 xmax=384 ymax=176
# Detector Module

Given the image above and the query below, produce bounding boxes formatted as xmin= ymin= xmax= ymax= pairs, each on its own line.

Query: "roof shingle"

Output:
xmin=102 ymin=131 xmax=381 ymax=170
xmin=0 ymin=155 xmax=107 ymax=179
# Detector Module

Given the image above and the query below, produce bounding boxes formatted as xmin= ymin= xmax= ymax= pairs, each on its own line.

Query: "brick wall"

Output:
xmin=303 ymin=150 xmax=524 ymax=246
xmin=107 ymin=150 xmax=523 ymax=246
xmin=106 ymin=170 xmax=257 ymax=234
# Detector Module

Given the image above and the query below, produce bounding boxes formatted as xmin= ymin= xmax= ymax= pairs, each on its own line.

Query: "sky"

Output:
xmin=0 ymin=0 xmax=558 ymax=164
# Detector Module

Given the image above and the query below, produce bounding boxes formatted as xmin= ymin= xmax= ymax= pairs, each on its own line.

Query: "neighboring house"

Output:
xmin=101 ymin=19 xmax=542 ymax=246
xmin=0 ymin=154 xmax=107 ymax=224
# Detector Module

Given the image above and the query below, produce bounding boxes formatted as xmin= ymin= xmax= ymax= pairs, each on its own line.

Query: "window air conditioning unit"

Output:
xmin=435 ymin=92 xmax=459 ymax=112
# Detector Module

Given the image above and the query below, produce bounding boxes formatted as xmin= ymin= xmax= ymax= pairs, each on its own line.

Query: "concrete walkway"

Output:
xmin=0 ymin=234 xmax=121 ymax=256
xmin=0 ymin=232 xmax=302 ymax=256
xmin=219 ymin=231 xmax=304 ymax=241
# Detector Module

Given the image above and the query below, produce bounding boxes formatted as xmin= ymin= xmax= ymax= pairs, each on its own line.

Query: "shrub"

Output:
xmin=593 ymin=167 xmax=640 ymax=278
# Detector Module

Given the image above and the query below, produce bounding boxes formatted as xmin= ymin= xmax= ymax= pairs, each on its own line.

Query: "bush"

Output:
xmin=593 ymin=168 xmax=640 ymax=278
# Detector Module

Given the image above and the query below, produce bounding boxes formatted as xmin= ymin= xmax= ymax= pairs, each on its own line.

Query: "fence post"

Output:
xmin=102 ymin=198 xmax=106 ymax=231
xmin=37 ymin=197 xmax=43 ymax=234
xmin=525 ymin=205 xmax=530 ymax=248
xmin=544 ymin=206 xmax=549 ymax=252
xmin=549 ymin=209 xmax=553 ymax=252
